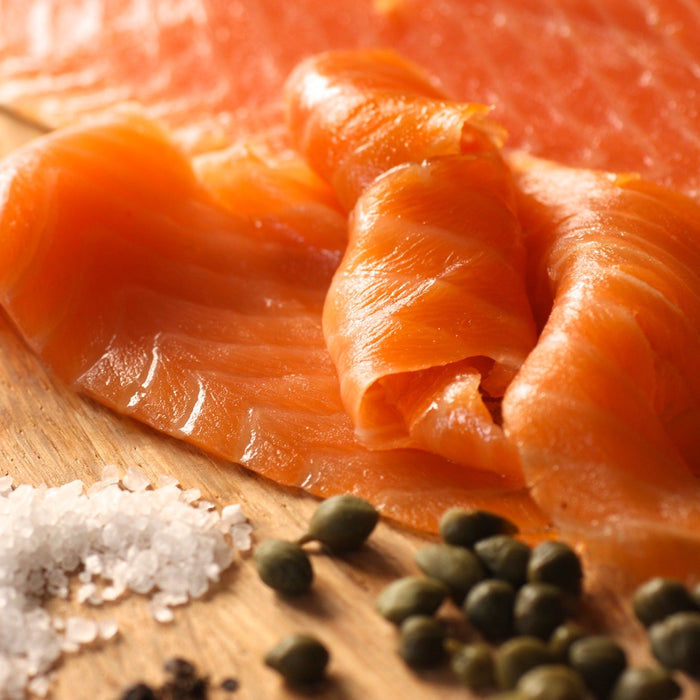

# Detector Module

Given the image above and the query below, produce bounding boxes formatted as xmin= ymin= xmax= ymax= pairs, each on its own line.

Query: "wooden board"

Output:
xmin=0 ymin=110 xmax=476 ymax=700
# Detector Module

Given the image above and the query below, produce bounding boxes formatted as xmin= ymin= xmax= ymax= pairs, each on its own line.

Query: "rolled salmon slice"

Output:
xmin=324 ymin=154 xmax=536 ymax=482
xmin=288 ymin=49 xmax=536 ymax=480
xmin=503 ymin=152 xmax=700 ymax=580
xmin=285 ymin=48 xmax=505 ymax=210
xmin=0 ymin=114 xmax=552 ymax=535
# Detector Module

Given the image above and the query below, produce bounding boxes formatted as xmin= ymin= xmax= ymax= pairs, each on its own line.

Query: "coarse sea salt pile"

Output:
xmin=0 ymin=465 xmax=253 ymax=700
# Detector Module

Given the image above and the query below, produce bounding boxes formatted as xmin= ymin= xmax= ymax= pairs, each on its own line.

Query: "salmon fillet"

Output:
xmin=0 ymin=114 xmax=550 ymax=535
xmin=3 ymin=0 xmax=700 ymax=201
xmin=286 ymin=50 xmax=533 ymax=480
xmin=504 ymin=151 xmax=700 ymax=581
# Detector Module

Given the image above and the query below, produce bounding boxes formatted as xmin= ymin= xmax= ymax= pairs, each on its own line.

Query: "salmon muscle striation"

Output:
xmin=503 ymin=152 xmax=700 ymax=582
xmin=285 ymin=48 xmax=505 ymax=210
xmin=0 ymin=115 xmax=552 ymax=536
xmin=324 ymin=154 xmax=537 ymax=481
xmin=288 ymin=50 xmax=535 ymax=480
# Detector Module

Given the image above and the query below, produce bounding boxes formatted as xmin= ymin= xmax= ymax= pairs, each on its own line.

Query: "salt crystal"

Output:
xmin=84 ymin=554 xmax=102 ymax=575
xmin=100 ymin=464 xmax=121 ymax=483
xmin=221 ymin=504 xmax=246 ymax=525
xmin=64 ymin=617 xmax=98 ymax=645
xmin=232 ymin=522 xmax=253 ymax=552
xmin=60 ymin=640 xmax=80 ymax=654
xmin=27 ymin=674 xmax=51 ymax=698
xmin=149 ymin=601 xmax=174 ymax=624
xmin=156 ymin=474 xmax=179 ymax=489
xmin=98 ymin=619 xmax=119 ymax=641
xmin=122 ymin=466 xmax=150 ymax=492
xmin=0 ymin=475 xmax=13 ymax=495
xmin=76 ymin=583 xmax=97 ymax=604
xmin=180 ymin=488 xmax=201 ymax=503
xmin=0 ymin=465 xmax=251 ymax=698
xmin=154 ymin=592 xmax=188 ymax=608
xmin=101 ymin=585 xmax=125 ymax=602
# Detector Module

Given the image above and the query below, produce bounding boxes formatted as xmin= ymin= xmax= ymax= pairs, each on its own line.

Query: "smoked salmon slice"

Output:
xmin=3 ymin=0 xmax=700 ymax=201
xmin=287 ymin=50 xmax=534 ymax=480
xmin=322 ymin=155 xmax=535 ymax=480
xmin=503 ymin=152 xmax=700 ymax=581
xmin=0 ymin=113 xmax=551 ymax=535
xmin=285 ymin=48 xmax=504 ymax=210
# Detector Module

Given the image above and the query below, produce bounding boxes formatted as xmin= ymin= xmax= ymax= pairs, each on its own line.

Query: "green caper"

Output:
xmin=475 ymin=535 xmax=531 ymax=588
xmin=463 ymin=578 xmax=516 ymax=642
xmin=610 ymin=666 xmax=682 ymax=700
xmin=297 ymin=494 xmax=379 ymax=552
xmin=514 ymin=583 xmax=567 ymax=640
xmin=568 ymin=634 xmax=627 ymax=698
xmin=439 ymin=508 xmax=518 ymax=548
xmin=527 ymin=541 xmax=583 ymax=598
xmin=376 ymin=575 xmax=448 ymax=624
xmin=397 ymin=615 xmax=447 ymax=669
xmin=516 ymin=664 xmax=588 ymax=700
xmin=632 ymin=577 xmax=697 ymax=628
xmin=254 ymin=539 xmax=313 ymax=595
xmin=450 ymin=642 xmax=496 ymax=691
xmin=495 ymin=636 xmax=555 ymax=690
xmin=649 ymin=610 xmax=700 ymax=679
xmin=414 ymin=543 xmax=486 ymax=604
xmin=548 ymin=622 xmax=588 ymax=662
xmin=264 ymin=633 xmax=329 ymax=685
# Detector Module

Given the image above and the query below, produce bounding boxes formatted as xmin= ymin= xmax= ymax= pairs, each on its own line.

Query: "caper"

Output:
xmin=376 ymin=575 xmax=449 ymax=624
xmin=649 ymin=610 xmax=700 ymax=679
xmin=632 ymin=577 xmax=697 ymax=628
xmin=439 ymin=508 xmax=517 ymax=548
xmin=463 ymin=578 xmax=516 ymax=642
xmin=495 ymin=636 xmax=555 ymax=690
xmin=475 ymin=535 xmax=531 ymax=588
xmin=450 ymin=642 xmax=496 ymax=691
xmin=610 ymin=666 xmax=682 ymax=700
xmin=297 ymin=494 xmax=379 ymax=552
xmin=397 ymin=615 xmax=447 ymax=669
xmin=516 ymin=664 xmax=588 ymax=700
xmin=264 ymin=633 xmax=329 ymax=685
xmin=548 ymin=622 xmax=587 ymax=662
xmin=414 ymin=543 xmax=486 ymax=604
xmin=527 ymin=541 xmax=583 ymax=598
xmin=568 ymin=634 xmax=627 ymax=698
xmin=514 ymin=583 xmax=567 ymax=640
xmin=254 ymin=539 xmax=313 ymax=595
